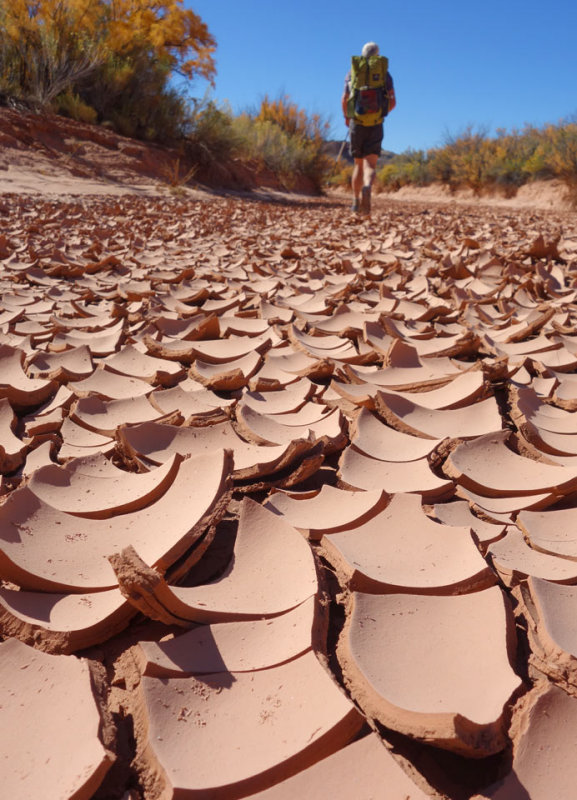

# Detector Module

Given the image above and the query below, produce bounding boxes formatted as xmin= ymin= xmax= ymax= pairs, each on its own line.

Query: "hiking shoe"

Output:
xmin=360 ymin=185 xmax=371 ymax=215
xmin=351 ymin=198 xmax=360 ymax=213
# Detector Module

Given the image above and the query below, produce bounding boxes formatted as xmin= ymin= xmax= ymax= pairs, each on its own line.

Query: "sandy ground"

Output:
xmin=384 ymin=178 xmax=575 ymax=212
xmin=0 ymin=152 xmax=573 ymax=211
xmin=2 ymin=157 xmax=574 ymax=220
xmin=0 ymin=163 xmax=166 ymax=197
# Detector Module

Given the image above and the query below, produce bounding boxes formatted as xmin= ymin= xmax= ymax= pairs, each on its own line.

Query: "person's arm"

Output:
xmin=341 ymin=89 xmax=350 ymax=126
xmin=386 ymin=73 xmax=396 ymax=112
xmin=342 ymin=74 xmax=351 ymax=127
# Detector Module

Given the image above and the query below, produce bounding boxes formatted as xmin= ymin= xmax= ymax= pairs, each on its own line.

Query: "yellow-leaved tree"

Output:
xmin=257 ymin=94 xmax=327 ymax=142
xmin=0 ymin=0 xmax=106 ymax=103
xmin=0 ymin=1 xmax=215 ymax=139
xmin=104 ymin=0 xmax=215 ymax=82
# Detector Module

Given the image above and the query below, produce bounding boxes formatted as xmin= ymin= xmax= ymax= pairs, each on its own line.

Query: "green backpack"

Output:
xmin=347 ymin=54 xmax=389 ymax=126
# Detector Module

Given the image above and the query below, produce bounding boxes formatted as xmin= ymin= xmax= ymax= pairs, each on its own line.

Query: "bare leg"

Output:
xmin=358 ymin=153 xmax=380 ymax=215
xmin=363 ymin=153 xmax=379 ymax=188
xmin=352 ymin=158 xmax=364 ymax=199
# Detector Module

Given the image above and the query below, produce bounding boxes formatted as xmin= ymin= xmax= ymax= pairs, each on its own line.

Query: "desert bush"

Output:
xmin=256 ymin=94 xmax=328 ymax=141
xmin=543 ymin=120 xmax=577 ymax=205
xmin=438 ymin=127 xmax=492 ymax=193
xmin=326 ymin=163 xmax=354 ymax=189
xmin=160 ymin=157 xmax=198 ymax=189
xmin=377 ymin=120 xmax=577 ymax=197
xmin=479 ymin=126 xmax=543 ymax=192
xmin=523 ymin=146 xmax=551 ymax=180
xmin=80 ymin=52 xmax=190 ymax=142
xmin=231 ymin=97 xmax=331 ymax=191
xmin=253 ymin=96 xmax=330 ymax=190
xmin=54 ymin=90 xmax=98 ymax=124
xmin=231 ymin=115 xmax=328 ymax=190
xmin=0 ymin=0 xmax=104 ymax=104
xmin=377 ymin=162 xmax=406 ymax=191
xmin=544 ymin=120 xmax=577 ymax=180
xmin=377 ymin=149 xmax=432 ymax=190
xmin=427 ymin=147 xmax=455 ymax=185
xmin=183 ymin=99 xmax=244 ymax=166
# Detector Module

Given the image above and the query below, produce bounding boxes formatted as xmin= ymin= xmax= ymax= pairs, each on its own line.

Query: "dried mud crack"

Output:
xmin=1 ymin=189 xmax=577 ymax=799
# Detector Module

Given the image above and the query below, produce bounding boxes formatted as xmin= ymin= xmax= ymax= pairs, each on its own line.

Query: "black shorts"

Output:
xmin=349 ymin=121 xmax=383 ymax=159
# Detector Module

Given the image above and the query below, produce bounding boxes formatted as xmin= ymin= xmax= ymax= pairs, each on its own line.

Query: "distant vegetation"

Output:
xmin=0 ymin=1 xmax=330 ymax=191
xmin=372 ymin=122 xmax=577 ymax=200
xmin=184 ymin=95 xmax=331 ymax=191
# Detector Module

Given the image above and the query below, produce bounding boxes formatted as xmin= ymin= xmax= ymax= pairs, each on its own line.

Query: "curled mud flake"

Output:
xmin=138 ymin=651 xmax=362 ymax=796
xmin=320 ymin=492 xmax=493 ymax=594
xmin=0 ymin=638 xmax=113 ymax=797
xmin=0 ymin=449 xmax=231 ymax=592
xmin=118 ymin=499 xmax=318 ymax=624
xmin=0 ymin=344 xmax=57 ymax=409
xmin=338 ymin=587 xmax=521 ymax=757
xmin=483 ymin=684 xmax=577 ymax=799
xmin=28 ymin=451 xmax=182 ymax=519
xmin=226 ymin=733 xmax=432 ymax=799
xmin=138 ymin=596 xmax=319 ymax=676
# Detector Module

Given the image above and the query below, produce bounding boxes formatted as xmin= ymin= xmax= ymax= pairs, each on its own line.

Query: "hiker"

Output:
xmin=342 ymin=42 xmax=396 ymax=214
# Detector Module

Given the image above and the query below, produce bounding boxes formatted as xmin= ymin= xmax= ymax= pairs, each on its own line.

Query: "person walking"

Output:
xmin=341 ymin=42 xmax=396 ymax=215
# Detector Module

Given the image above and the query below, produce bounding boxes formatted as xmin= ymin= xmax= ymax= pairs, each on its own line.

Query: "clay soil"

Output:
xmin=2 ymin=108 xmax=577 ymax=800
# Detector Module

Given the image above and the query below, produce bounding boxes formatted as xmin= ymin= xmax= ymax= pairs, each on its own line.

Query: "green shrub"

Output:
xmin=377 ymin=150 xmax=432 ymax=190
xmin=326 ymin=163 xmax=353 ymax=189
xmin=376 ymin=121 xmax=577 ymax=197
xmin=54 ymin=91 xmax=97 ymax=124
xmin=546 ymin=121 xmax=577 ymax=180
xmin=77 ymin=51 xmax=190 ymax=142
xmin=183 ymin=99 xmax=243 ymax=165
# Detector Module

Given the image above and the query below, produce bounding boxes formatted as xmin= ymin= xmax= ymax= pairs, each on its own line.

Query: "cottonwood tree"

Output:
xmin=0 ymin=0 xmax=215 ymax=117
xmin=0 ymin=0 xmax=106 ymax=103
xmin=104 ymin=0 xmax=215 ymax=83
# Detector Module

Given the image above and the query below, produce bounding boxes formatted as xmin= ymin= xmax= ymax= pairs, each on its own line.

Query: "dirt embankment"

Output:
xmin=381 ymin=179 xmax=576 ymax=213
xmin=1 ymin=105 xmax=574 ymax=211
xmin=0 ymin=106 xmax=318 ymax=197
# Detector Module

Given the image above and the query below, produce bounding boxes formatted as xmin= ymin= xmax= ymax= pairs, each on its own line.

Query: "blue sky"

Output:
xmin=184 ymin=0 xmax=577 ymax=154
